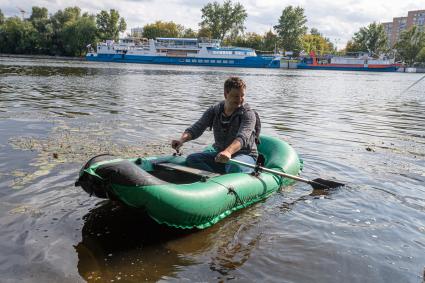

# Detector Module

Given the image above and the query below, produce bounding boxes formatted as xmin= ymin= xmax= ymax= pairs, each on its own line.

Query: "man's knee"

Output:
xmin=186 ymin=152 xmax=209 ymax=165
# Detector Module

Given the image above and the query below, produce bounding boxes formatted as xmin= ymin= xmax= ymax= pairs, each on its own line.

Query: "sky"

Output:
xmin=0 ymin=0 xmax=423 ymax=49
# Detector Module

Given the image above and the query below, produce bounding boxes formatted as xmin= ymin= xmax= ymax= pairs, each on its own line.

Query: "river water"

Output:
xmin=0 ymin=57 xmax=424 ymax=283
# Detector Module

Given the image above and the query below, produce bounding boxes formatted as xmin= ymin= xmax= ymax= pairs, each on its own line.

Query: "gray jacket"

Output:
xmin=185 ymin=101 xmax=258 ymax=157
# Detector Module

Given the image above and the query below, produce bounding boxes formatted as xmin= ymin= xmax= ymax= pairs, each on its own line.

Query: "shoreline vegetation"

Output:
xmin=0 ymin=53 xmax=84 ymax=61
xmin=0 ymin=2 xmax=424 ymax=67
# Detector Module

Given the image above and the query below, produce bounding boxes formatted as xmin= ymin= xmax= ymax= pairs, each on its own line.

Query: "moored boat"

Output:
xmin=75 ymin=135 xmax=302 ymax=229
xmin=297 ymin=52 xmax=400 ymax=72
xmin=86 ymin=37 xmax=281 ymax=68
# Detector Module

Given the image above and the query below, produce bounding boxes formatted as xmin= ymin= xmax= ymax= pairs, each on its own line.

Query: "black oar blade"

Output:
xmin=311 ymin=178 xmax=345 ymax=190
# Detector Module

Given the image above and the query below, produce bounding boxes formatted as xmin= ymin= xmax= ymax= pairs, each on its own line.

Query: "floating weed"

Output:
xmin=8 ymin=123 xmax=170 ymax=189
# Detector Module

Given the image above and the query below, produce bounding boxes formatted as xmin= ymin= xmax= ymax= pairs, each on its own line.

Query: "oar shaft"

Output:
xmin=228 ymin=159 xmax=312 ymax=185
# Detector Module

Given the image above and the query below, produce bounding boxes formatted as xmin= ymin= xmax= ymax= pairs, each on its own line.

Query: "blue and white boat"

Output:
xmin=86 ymin=37 xmax=281 ymax=68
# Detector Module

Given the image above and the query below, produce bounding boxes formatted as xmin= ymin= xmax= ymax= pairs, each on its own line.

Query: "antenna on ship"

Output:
xmin=17 ymin=7 xmax=26 ymax=20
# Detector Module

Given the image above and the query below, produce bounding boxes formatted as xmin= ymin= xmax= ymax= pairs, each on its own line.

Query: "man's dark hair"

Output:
xmin=224 ymin=77 xmax=246 ymax=93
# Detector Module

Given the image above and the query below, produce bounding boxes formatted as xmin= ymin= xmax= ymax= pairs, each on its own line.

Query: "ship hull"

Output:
xmin=297 ymin=63 xmax=399 ymax=72
xmin=86 ymin=53 xmax=280 ymax=68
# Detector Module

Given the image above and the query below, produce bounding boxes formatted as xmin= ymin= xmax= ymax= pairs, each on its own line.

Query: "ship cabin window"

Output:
xmin=192 ymin=59 xmax=197 ymax=62
xmin=185 ymin=59 xmax=191 ymax=62
xmin=229 ymin=60 xmax=234 ymax=64
xmin=198 ymin=59 xmax=203 ymax=63
xmin=204 ymin=60 xmax=209 ymax=63
xmin=217 ymin=60 xmax=222 ymax=63
xmin=223 ymin=60 xmax=228 ymax=63
xmin=211 ymin=60 xmax=215 ymax=63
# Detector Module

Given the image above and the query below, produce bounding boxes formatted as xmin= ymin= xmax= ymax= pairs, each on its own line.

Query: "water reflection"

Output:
xmin=75 ymin=201 xmax=195 ymax=282
xmin=75 ymin=201 xmax=267 ymax=282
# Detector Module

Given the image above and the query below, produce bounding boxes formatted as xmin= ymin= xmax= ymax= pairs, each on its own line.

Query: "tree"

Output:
xmin=349 ymin=22 xmax=388 ymax=55
xmin=345 ymin=40 xmax=362 ymax=53
xmin=29 ymin=6 xmax=48 ymax=22
xmin=395 ymin=26 xmax=425 ymax=65
xmin=199 ymin=0 xmax=247 ymax=41
xmin=142 ymin=21 xmax=184 ymax=38
xmin=230 ymin=32 xmax=263 ymax=50
xmin=62 ymin=15 xmax=97 ymax=56
xmin=263 ymin=30 xmax=278 ymax=51
xmin=29 ymin=6 xmax=52 ymax=54
xmin=197 ymin=26 xmax=212 ymax=38
xmin=302 ymin=34 xmax=333 ymax=55
xmin=310 ymin=28 xmax=321 ymax=36
xmin=50 ymin=7 xmax=82 ymax=55
xmin=96 ymin=9 xmax=126 ymax=41
xmin=416 ymin=47 xmax=425 ymax=64
xmin=0 ymin=17 xmax=37 ymax=54
xmin=182 ymin=28 xmax=197 ymax=38
xmin=274 ymin=6 xmax=307 ymax=53
xmin=0 ymin=9 xmax=5 ymax=25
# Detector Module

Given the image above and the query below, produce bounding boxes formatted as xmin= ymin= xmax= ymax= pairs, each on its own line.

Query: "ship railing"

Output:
xmin=155 ymin=45 xmax=201 ymax=50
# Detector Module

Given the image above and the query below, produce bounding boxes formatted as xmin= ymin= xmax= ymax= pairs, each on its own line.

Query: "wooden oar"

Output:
xmin=228 ymin=158 xmax=344 ymax=190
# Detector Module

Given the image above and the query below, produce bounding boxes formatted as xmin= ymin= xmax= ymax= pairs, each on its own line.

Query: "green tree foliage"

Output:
xmin=227 ymin=30 xmax=278 ymax=52
xmin=29 ymin=7 xmax=52 ymax=54
xmin=50 ymin=7 xmax=83 ymax=55
xmin=345 ymin=40 xmax=361 ymax=53
xmin=182 ymin=28 xmax=197 ymax=38
xmin=0 ymin=6 xmax=129 ymax=56
xmin=0 ymin=17 xmax=37 ymax=54
xmin=274 ymin=6 xmax=307 ymax=53
xmin=62 ymin=15 xmax=97 ymax=56
xmin=230 ymin=32 xmax=263 ymax=50
xmin=263 ymin=30 xmax=278 ymax=51
xmin=197 ymin=27 xmax=212 ymax=38
xmin=302 ymin=28 xmax=336 ymax=54
xmin=395 ymin=26 xmax=425 ymax=65
xmin=416 ymin=47 xmax=425 ymax=63
xmin=96 ymin=9 xmax=126 ymax=41
xmin=199 ymin=0 xmax=247 ymax=41
xmin=0 ymin=9 xmax=5 ymax=25
xmin=310 ymin=28 xmax=320 ymax=36
xmin=302 ymin=34 xmax=334 ymax=55
xmin=346 ymin=22 xmax=388 ymax=55
xmin=142 ymin=21 xmax=184 ymax=38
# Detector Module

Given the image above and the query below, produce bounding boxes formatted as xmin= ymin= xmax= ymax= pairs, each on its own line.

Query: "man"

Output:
xmin=171 ymin=76 xmax=257 ymax=174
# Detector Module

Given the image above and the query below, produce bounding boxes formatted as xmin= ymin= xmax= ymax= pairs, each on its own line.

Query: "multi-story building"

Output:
xmin=383 ymin=9 xmax=425 ymax=47
xmin=407 ymin=10 xmax=425 ymax=30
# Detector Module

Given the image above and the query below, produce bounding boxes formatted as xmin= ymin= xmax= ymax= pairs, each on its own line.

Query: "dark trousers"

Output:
xmin=186 ymin=151 xmax=256 ymax=174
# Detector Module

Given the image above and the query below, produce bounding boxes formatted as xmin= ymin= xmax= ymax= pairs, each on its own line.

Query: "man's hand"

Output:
xmin=215 ymin=150 xmax=232 ymax=163
xmin=171 ymin=132 xmax=192 ymax=153
xmin=171 ymin=139 xmax=183 ymax=152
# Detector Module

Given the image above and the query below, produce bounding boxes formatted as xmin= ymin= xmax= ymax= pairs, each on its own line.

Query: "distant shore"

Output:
xmin=0 ymin=53 xmax=85 ymax=61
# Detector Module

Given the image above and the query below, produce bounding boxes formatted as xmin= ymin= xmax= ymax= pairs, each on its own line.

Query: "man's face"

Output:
xmin=224 ymin=88 xmax=245 ymax=108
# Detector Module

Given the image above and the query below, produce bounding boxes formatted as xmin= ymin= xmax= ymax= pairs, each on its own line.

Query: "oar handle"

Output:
xmin=228 ymin=158 xmax=312 ymax=185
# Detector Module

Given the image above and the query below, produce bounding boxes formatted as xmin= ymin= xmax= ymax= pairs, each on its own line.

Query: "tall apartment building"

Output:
xmin=407 ymin=10 xmax=425 ymax=29
xmin=382 ymin=9 xmax=425 ymax=47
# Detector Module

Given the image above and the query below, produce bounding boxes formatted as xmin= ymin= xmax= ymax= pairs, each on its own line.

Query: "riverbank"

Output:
xmin=0 ymin=53 xmax=85 ymax=61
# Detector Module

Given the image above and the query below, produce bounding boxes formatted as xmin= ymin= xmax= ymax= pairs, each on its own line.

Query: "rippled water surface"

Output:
xmin=0 ymin=57 xmax=424 ymax=283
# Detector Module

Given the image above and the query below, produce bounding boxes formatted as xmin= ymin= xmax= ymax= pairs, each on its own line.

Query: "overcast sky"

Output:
xmin=1 ymin=0 xmax=423 ymax=48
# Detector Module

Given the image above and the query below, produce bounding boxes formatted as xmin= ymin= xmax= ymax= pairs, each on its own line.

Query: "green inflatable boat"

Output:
xmin=75 ymin=135 xmax=302 ymax=229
